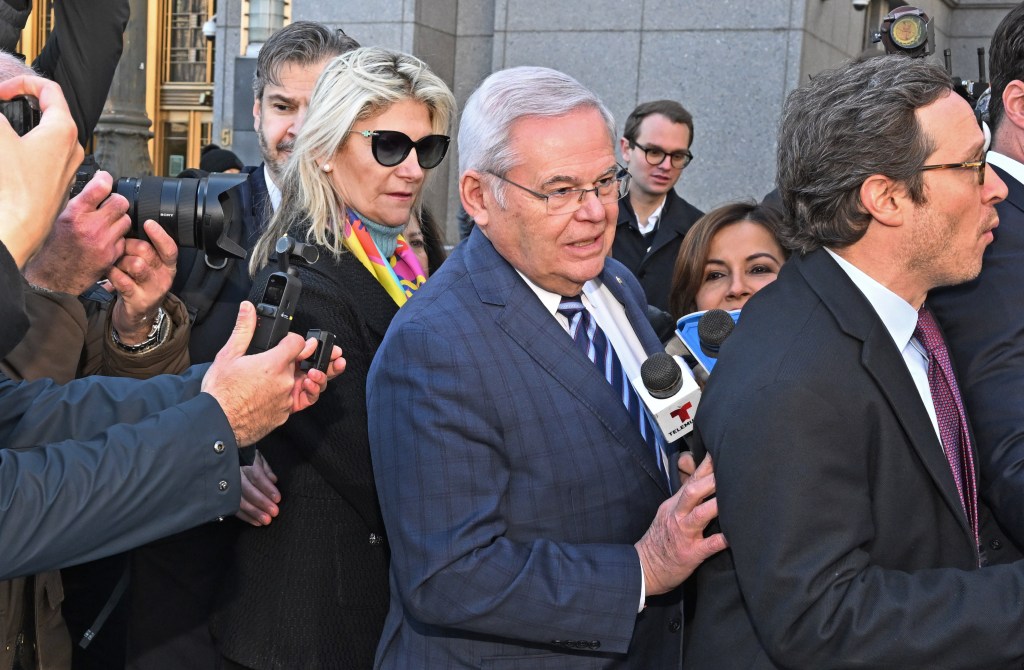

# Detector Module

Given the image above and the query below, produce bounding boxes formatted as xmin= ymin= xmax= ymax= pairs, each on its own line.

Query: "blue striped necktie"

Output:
xmin=557 ymin=295 xmax=670 ymax=486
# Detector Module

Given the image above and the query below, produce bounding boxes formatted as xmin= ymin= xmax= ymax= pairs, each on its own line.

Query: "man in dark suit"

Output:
xmin=929 ymin=3 xmax=1024 ymax=550
xmin=685 ymin=56 xmax=1024 ymax=669
xmin=127 ymin=21 xmax=360 ymax=670
xmin=612 ymin=100 xmax=703 ymax=312
xmin=368 ymin=66 xmax=726 ymax=669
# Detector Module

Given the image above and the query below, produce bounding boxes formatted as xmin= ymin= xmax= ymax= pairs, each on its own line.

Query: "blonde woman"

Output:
xmin=211 ymin=47 xmax=455 ymax=670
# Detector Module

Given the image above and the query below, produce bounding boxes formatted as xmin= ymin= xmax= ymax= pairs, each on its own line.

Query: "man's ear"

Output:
xmin=619 ymin=137 xmax=631 ymax=164
xmin=460 ymin=170 xmax=490 ymax=229
xmin=252 ymin=98 xmax=262 ymax=133
xmin=1002 ymin=80 xmax=1024 ymax=132
xmin=859 ymin=174 xmax=908 ymax=228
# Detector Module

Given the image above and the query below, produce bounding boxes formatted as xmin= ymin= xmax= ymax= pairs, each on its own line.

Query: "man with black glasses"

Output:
xmin=613 ymin=100 xmax=703 ymax=312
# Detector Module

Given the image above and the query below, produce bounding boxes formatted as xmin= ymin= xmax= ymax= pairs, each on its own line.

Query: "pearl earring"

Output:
xmin=321 ymin=163 xmax=332 ymax=173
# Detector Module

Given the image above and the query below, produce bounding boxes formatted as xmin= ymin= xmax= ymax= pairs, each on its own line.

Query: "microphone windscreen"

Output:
xmin=641 ymin=352 xmax=683 ymax=399
xmin=697 ymin=309 xmax=736 ymax=347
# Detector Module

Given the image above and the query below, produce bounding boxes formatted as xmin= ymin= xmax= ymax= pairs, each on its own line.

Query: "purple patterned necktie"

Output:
xmin=914 ymin=306 xmax=979 ymax=552
xmin=557 ymin=296 xmax=670 ymax=487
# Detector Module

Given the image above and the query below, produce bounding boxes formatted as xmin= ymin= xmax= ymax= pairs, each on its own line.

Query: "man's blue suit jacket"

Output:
xmin=368 ymin=228 xmax=684 ymax=669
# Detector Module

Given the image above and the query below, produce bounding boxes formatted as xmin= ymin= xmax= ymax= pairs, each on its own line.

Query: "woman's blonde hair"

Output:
xmin=250 ymin=46 xmax=456 ymax=274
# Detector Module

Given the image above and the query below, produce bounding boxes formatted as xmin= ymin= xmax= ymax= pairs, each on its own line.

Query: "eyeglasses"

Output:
xmin=919 ymin=119 xmax=991 ymax=186
xmin=919 ymin=158 xmax=987 ymax=185
xmin=631 ymin=142 xmax=693 ymax=169
xmin=486 ymin=166 xmax=631 ymax=216
xmin=348 ymin=130 xmax=451 ymax=169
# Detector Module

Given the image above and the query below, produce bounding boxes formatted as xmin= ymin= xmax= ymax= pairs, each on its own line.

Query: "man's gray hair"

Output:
xmin=252 ymin=21 xmax=360 ymax=102
xmin=458 ymin=66 xmax=615 ymax=205
xmin=777 ymin=56 xmax=952 ymax=254
xmin=0 ymin=50 xmax=33 ymax=82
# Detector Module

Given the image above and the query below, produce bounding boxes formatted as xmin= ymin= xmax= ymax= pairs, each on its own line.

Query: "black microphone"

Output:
xmin=697 ymin=309 xmax=735 ymax=358
xmin=633 ymin=352 xmax=701 ymax=442
xmin=642 ymin=352 xmax=683 ymax=399
xmin=677 ymin=308 xmax=740 ymax=378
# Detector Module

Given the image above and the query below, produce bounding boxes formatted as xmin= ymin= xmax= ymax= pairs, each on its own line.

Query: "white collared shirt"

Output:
xmin=264 ymin=168 xmax=282 ymax=212
xmin=826 ymin=249 xmax=941 ymax=442
xmin=636 ymin=199 xmax=665 ymax=238
xmin=987 ymin=150 xmax=1024 ymax=184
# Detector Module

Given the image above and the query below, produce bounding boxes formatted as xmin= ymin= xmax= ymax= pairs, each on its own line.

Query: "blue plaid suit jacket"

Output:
xmin=368 ymin=228 xmax=684 ymax=669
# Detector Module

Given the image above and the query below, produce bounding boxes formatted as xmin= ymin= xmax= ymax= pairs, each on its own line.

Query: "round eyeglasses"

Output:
xmin=348 ymin=130 xmax=451 ymax=169
xmin=631 ymin=142 xmax=693 ymax=169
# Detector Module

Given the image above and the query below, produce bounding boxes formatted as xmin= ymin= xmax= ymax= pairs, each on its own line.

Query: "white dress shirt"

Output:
xmin=826 ymin=249 xmax=941 ymax=443
xmin=987 ymin=150 xmax=1024 ymax=184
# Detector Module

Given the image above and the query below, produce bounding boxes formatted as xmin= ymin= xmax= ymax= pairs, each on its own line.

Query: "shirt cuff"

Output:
xmin=639 ymin=554 xmax=647 ymax=612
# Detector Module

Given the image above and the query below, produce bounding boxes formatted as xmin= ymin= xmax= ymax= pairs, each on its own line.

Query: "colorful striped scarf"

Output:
xmin=342 ymin=209 xmax=426 ymax=307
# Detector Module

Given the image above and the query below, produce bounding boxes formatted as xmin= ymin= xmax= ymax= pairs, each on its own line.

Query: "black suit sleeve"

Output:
xmin=0 ymin=243 xmax=29 ymax=359
xmin=32 ymin=0 xmax=130 ymax=147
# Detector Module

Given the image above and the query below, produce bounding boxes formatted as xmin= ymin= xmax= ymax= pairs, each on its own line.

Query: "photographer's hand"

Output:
xmin=0 ymin=75 xmax=83 ymax=267
xmin=23 ymin=170 xmax=130 ymax=295
xmin=108 ymin=219 xmax=178 ymax=344
xmin=201 ymin=302 xmax=341 ymax=447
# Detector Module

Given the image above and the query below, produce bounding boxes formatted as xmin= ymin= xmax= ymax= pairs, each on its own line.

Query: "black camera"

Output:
xmin=248 ymin=236 xmax=334 ymax=369
xmin=113 ymin=173 xmax=249 ymax=262
xmin=0 ymin=95 xmax=40 ymax=136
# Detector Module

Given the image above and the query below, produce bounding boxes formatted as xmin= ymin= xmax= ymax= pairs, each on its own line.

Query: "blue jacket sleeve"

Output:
xmin=0 ymin=367 xmax=242 ymax=580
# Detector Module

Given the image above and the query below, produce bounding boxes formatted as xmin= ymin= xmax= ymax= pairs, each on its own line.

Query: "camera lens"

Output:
xmin=117 ymin=177 xmax=200 ymax=247
xmin=113 ymin=173 xmax=248 ymax=260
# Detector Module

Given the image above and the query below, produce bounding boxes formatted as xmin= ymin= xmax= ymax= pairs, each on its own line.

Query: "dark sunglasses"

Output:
xmin=349 ymin=130 xmax=450 ymax=169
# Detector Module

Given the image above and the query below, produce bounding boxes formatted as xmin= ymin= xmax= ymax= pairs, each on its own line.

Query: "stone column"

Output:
xmin=93 ymin=0 xmax=153 ymax=179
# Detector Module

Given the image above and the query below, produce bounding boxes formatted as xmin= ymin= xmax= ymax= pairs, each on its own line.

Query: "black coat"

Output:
xmin=611 ymin=189 xmax=703 ymax=312
xmin=686 ymin=249 xmax=1024 ymax=669
xmin=211 ymin=248 xmax=396 ymax=669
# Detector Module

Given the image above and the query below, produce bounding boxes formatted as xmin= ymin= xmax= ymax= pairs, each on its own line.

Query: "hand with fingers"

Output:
xmin=237 ymin=450 xmax=281 ymax=527
xmin=0 ymin=75 xmax=85 ymax=267
xmin=635 ymin=453 xmax=728 ymax=597
xmin=22 ymin=170 xmax=131 ymax=295
xmin=107 ymin=219 xmax=179 ymax=345
xmin=201 ymin=301 xmax=346 ymax=447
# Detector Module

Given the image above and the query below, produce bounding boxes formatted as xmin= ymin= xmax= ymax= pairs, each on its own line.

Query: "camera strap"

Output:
xmin=179 ymin=248 xmax=236 ymax=326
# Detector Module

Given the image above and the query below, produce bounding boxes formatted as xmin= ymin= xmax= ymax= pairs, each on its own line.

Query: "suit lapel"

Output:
xmin=464 ymin=230 xmax=671 ymax=495
xmin=797 ymin=251 xmax=973 ymax=539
